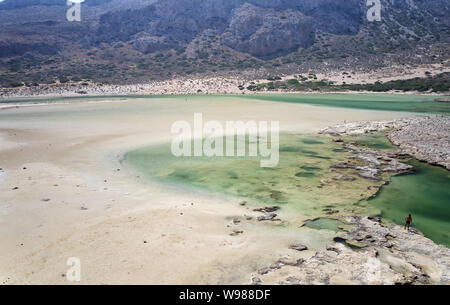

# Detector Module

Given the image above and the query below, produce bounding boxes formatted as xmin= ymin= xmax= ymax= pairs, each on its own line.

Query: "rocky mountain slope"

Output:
xmin=0 ymin=0 xmax=449 ymax=88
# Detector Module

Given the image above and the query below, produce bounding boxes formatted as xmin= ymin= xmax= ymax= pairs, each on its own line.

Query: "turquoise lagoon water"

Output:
xmin=367 ymin=160 xmax=450 ymax=247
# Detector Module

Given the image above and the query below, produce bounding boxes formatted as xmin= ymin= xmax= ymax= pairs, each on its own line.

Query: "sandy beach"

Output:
xmin=0 ymin=96 xmax=437 ymax=284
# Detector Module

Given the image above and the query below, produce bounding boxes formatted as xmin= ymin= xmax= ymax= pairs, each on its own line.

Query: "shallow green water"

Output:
xmin=125 ymin=131 xmax=450 ymax=247
xmin=242 ymin=94 xmax=450 ymax=114
xmin=344 ymin=132 xmax=398 ymax=150
xmin=124 ymin=134 xmax=377 ymax=222
xmin=303 ymin=218 xmax=347 ymax=232
xmin=2 ymin=93 xmax=449 ymax=114
xmin=367 ymin=160 xmax=450 ymax=247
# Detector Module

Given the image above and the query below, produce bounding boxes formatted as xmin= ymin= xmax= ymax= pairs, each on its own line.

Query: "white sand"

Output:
xmin=0 ymin=96 xmax=415 ymax=284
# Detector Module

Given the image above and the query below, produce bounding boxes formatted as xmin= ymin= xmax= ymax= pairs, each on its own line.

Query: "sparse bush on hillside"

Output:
xmin=246 ymin=73 xmax=449 ymax=93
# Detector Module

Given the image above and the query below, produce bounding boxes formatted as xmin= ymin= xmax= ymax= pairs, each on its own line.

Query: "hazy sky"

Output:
xmin=0 ymin=0 xmax=87 ymax=2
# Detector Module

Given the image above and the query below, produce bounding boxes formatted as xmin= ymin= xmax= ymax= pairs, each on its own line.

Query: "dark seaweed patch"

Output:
xmin=302 ymin=138 xmax=325 ymax=145
xmin=300 ymin=165 xmax=321 ymax=171
xmin=280 ymin=146 xmax=302 ymax=152
xmin=295 ymin=172 xmax=316 ymax=178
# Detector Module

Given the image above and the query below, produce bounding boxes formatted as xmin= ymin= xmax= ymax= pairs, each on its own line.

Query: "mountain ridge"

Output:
xmin=0 ymin=0 xmax=448 ymax=88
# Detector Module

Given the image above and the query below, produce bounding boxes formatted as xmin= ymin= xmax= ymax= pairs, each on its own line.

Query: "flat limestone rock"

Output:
xmin=253 ymin=216 xmax=450 ymax=285
xmin=278 ymin=257 xmax=304 ymax=266
xmin=346 ymin=240 xmax=368 ymax=248
xmin=257 ymin=213 xmax=277 ymax=221
xmin=253 ymin=206 xmax=280 ymax=213
xmin=290 ymin=244 xmax=308 ymax=251
xmin=322 ymin=116 xmax=450 ymax=170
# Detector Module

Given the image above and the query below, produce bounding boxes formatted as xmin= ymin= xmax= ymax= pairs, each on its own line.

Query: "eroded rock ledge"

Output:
xmin=388 ymin=117 xmax=450 ymax=170
xmin=252 ymin=216 xmax=450 ymax=285
xmin=248 ymin=117 xmax=449 ymax=285
xmin=320 ymin=116 xmax=450 ymax=170
xmin=330 ymin=142 xmax=414 ymax=181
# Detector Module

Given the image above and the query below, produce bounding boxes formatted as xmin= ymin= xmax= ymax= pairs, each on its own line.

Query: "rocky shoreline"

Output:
xmin=329 ymin=141 xmax=414 ymax=182
xmin=251 ymin=216 xmax=449 ymax=285
xmin=1 ymin=67 xmax=449 ymax=99
xmin=0 ymin=77 xmax=245 ymax=98
xmin=320 ymin=116 xmax=450 ymax=170
xmin=388 ymin=118 xmax=450 ymax=170
xmin=247 ymin=117 xmax=450 ymax=285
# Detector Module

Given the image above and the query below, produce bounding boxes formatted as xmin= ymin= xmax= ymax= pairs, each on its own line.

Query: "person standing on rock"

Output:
xmin=405 ymin=214 xmax=412 ymax=231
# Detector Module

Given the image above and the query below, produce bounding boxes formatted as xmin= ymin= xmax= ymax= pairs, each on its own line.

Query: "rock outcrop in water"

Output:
xmin=319 ymin=117 xmax=427 ymax=137
xmin=330 ymin=141 xmax=415 ymax=182
xmin=321 ymin=121 xmax=416 ymax=183
xmin=388 ymin=117 xmax=450 ymax=170
xmin=249 ymin=117 xmax=448 ymax=285
xmin=320 ymin=116 xmax=450 ymax=170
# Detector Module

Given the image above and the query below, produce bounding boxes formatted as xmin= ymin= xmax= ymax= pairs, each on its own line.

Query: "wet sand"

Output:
xmin=0 ymin=96 xmax=416 ymax=284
